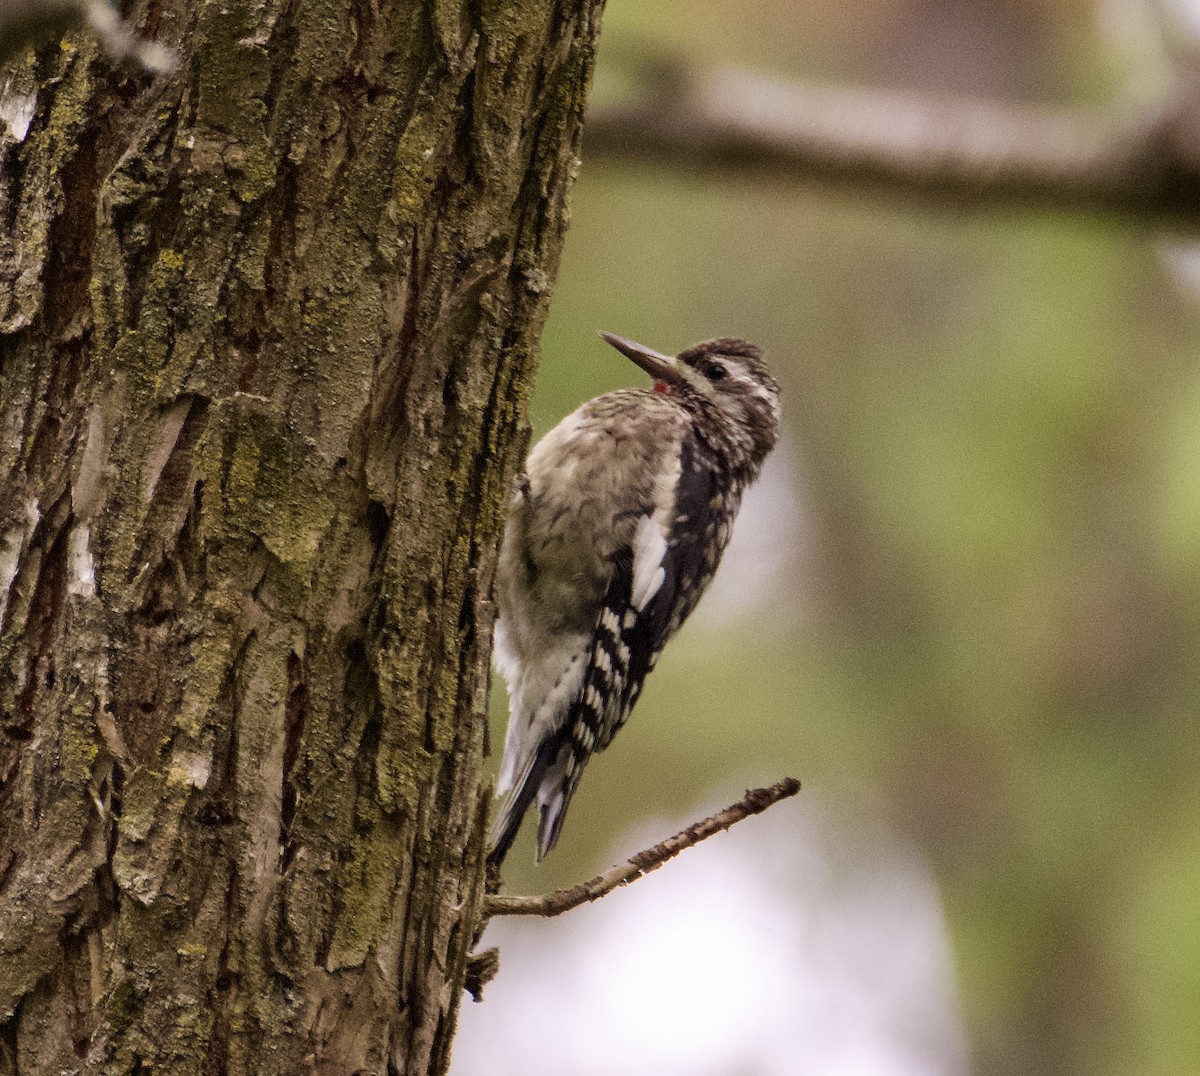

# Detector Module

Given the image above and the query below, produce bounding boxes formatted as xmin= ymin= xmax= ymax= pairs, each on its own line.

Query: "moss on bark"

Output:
xmin=0 ymin=0 xmax=605 ymax=1071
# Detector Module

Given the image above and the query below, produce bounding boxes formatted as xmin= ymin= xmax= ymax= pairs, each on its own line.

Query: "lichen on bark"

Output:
xmin=0 ymin=1 xmax=605 ymax=1072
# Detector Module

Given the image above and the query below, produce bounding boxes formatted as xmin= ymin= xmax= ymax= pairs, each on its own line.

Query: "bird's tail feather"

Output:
xmin=536 ymin=766 xmax=583 ymax=861
xmin=487 ymin=740 xmax=555 ymax=867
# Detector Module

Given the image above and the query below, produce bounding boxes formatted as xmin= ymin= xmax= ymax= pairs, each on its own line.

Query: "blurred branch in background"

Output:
xmin=586 ymin=53 xmax=1200 ymax=227
xmin=0 ymin=0 xmax=174 ymax=69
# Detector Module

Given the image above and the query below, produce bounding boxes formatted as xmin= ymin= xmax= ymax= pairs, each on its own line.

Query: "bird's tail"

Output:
xmin=487 ymin=740 xmax=555 ymax=867
xmin=488 ymin=737 xmax=588 ymax=866
xmin=534 ymin=769 xmax=581 ymax=861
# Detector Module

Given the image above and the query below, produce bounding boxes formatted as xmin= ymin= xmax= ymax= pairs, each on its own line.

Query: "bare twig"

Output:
xmin=483 ymin=777 xmax=801 ymax=919
xmin=585 ymin=58 xmax=1200 ymax=227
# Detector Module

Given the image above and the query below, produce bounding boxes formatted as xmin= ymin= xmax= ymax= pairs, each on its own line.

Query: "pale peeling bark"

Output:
xmin=0 ymin=0 xmax=603 ymax=1072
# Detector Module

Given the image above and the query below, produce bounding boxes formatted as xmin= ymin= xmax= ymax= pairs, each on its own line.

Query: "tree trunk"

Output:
xmin=0 ymin=1 xmax=602 ymax=1071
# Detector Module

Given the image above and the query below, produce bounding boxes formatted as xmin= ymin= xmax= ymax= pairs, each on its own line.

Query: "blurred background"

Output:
xmin=455 ymin=2 xmax=1200 ymax=1074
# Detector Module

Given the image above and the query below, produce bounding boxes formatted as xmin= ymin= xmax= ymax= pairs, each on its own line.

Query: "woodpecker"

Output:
xmin=488 ymin=332 xmax=781 ymax=865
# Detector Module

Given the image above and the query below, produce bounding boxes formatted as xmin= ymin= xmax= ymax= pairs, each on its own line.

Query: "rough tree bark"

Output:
xmin=0 ymin=0 xmax=603 ymax=1072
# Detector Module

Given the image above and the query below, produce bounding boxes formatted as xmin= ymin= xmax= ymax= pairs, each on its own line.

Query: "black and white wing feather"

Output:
xmin=531 ymin=432 xmax=729 ymax=860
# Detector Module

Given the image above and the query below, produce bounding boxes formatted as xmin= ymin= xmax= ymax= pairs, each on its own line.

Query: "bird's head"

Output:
xmin=599 ymin=331 xmax=781 ymax=465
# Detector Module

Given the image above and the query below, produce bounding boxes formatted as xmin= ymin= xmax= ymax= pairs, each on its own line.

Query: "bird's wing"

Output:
xmin=534 ymin=432 xmax=723 ymax=858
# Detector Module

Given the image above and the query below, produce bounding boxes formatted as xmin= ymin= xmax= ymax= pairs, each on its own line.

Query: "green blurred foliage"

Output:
xmin=488 ymin=3 xmax=1200 ymax=1075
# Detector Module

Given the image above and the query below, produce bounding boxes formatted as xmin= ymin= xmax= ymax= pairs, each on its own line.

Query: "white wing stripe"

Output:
xmin=630 ymin=514 xmax=668 ymax=611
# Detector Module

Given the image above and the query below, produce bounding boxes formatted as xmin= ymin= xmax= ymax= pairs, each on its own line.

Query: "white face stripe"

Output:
xmin=683 ymin=356 xmax=771 ymax=396
xmin=748 ymin=379 xmax=782 ymax=424
xmin=707 ymin=358 xmax=780 ymax=424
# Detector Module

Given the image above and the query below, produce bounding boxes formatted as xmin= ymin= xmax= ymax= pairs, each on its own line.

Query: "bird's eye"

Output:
xmin=706 ymin=363 xmax=728 ymax=382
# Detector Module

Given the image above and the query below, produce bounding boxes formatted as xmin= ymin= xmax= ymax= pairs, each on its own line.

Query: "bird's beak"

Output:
xmin=599 ymin=331 xmax=685 ymax=387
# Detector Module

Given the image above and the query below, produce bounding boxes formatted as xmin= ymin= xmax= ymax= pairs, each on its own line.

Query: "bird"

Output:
xmin=487 ymin=331 xmax=781 ymax=865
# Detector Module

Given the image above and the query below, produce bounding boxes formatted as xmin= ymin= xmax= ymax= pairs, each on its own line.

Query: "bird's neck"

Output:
xmin=677 ymin=395 xmax=759 ymax=481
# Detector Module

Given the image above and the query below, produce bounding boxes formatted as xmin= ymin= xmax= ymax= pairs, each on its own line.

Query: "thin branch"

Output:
xmin=483 ymin=777 xmax=801 ymax=919
xmin=585 ymin=58 xmax=1200 ymax=227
